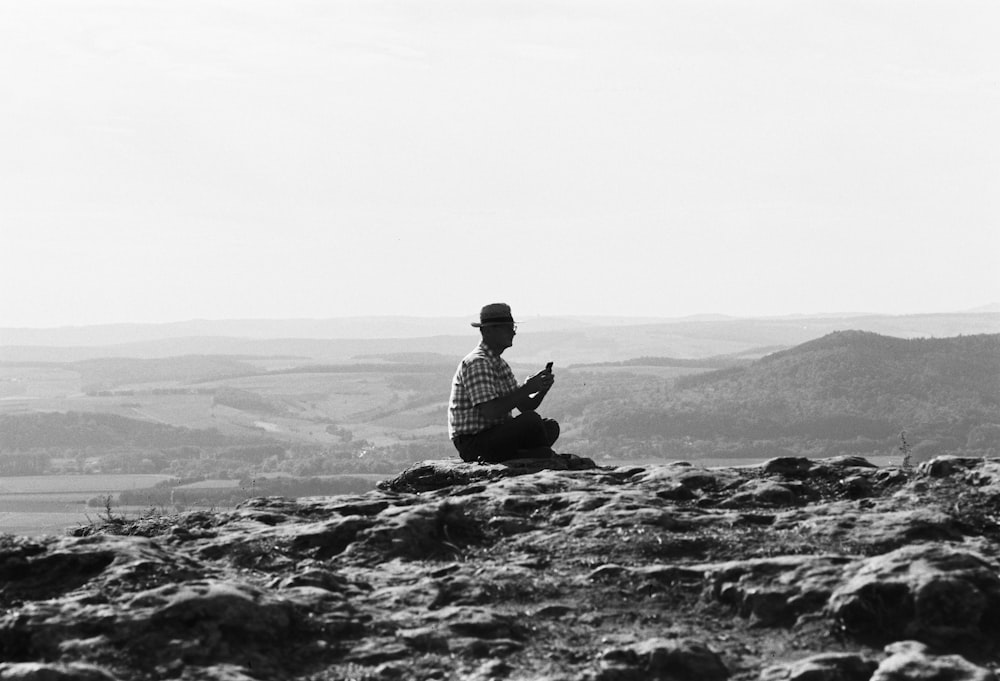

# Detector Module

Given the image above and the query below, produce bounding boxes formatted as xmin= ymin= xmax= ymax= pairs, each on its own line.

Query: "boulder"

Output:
xmin=918 ymin=455 xmax=988 ymax=479
xmin=705 ymin=555 xmax=853 ymax=626
xmin=0 ymin=663 xmax=120 ymax=681
xmin=759 ymin=652 xmax=878 ymax=681
xmin=597 ymin=637 xmax=729 ymax=681
xmin=828 ymin=544 xmax=1000 ymax=648
xmin=870 ymin=641 xmax=997 ymax=681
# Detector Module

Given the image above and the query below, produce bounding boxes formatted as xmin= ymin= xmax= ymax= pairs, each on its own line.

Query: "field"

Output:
xmin=0 ymin=359 xmax=460 ymax=444
xmin=0 ymin=365 xmax=82 ymax=400
xmin=0 ymin=474 xmax=173 ymax=537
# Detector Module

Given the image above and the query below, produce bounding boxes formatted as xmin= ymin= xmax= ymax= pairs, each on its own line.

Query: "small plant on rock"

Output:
xmin=75 ymin=496 xmax=171 ymax=537
xmin=898 ymin=431 xmax=912 ymax=470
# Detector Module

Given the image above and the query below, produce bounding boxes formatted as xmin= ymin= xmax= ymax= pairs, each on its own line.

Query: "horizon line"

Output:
xmin=3 ymin=304 xmax=999 ymax=333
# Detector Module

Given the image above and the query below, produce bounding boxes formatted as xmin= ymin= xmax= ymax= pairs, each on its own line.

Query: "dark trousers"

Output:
xmin=453 ymin=411 xmax=560 ymax=464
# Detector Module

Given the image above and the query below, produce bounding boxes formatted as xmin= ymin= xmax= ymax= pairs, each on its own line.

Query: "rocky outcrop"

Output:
xmin=2 ymin=454 xmax=999 ymax=680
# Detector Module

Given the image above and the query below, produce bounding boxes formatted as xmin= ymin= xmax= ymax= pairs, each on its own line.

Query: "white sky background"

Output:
xmin=1 ymin=0 xmax=998 ymax=328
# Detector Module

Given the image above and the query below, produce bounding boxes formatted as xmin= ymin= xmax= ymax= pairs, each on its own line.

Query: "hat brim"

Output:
xmin=472 ymin=318 xmax=516 ymax=328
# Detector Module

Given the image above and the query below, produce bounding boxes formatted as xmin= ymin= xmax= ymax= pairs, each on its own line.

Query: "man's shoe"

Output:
xmin=514 ymin=446 xmax=558 ymax=459
xmin=557 ymin=453 xmax=597 ymax=470
xmin=503 ymin=455 xmax=568 ymax=471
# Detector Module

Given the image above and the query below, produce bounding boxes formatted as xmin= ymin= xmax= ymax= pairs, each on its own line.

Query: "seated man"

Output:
xmin=448 ymin=303 xmax=560 ymax=463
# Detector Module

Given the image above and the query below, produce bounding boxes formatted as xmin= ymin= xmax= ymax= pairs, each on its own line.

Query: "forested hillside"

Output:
xmin=578 ymin=332 xmax=1000 ymax=461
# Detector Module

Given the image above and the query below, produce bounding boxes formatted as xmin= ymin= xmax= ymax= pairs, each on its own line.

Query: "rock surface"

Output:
xmin=2 ymin=454 xmax=1000 ymax=680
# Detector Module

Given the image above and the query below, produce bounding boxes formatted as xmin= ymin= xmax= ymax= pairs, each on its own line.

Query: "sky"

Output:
xmin=2 ymin=0 xmax=998 ymax=328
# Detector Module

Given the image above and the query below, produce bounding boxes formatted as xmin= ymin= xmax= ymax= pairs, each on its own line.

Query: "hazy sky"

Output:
xmin=2 ymin=0 xmax=998 ymax=328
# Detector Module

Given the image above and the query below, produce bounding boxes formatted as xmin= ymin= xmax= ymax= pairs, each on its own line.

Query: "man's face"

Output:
xmin=483 ymin=323 xmax=517 ymax=351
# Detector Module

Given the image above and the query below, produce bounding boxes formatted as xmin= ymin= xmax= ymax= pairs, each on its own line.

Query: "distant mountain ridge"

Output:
xmin=0 ymin=315 xmax=678 ymax=346
xmin=3 ymin=312 xmax=1000 ymax=366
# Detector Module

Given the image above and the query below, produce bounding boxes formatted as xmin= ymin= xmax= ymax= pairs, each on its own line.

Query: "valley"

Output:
xmin=2 ymin=312 xmax=998 ymax=536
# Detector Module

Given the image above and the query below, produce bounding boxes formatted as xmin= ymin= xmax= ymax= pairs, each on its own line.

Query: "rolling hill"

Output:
xmin=582 ymin=332 xmax=1000 ymax=460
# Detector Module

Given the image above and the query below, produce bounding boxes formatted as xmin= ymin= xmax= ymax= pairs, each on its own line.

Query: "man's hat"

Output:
xmin=471 ymin=303 xmax=516 ymax=327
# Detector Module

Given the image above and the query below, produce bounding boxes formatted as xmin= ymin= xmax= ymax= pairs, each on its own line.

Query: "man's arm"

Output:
xmin=477 ymin=370 xmax=554 ymax=420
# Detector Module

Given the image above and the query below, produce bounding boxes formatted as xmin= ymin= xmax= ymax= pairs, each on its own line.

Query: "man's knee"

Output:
xmin=516 ymin=412 xmax=558 ymax=445
xmin=542 ymin=418 xmax=560 ymax=446
xmin=515 ymin=412 xmax=557 ymax=439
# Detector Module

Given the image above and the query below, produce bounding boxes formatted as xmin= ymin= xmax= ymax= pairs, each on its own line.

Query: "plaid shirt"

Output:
xmin=448 ymin=342 xmax=519 ymax=439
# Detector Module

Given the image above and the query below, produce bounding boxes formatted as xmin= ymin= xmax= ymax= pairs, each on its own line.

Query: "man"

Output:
xmin=449 ymin=303 xmax=560 ymax=463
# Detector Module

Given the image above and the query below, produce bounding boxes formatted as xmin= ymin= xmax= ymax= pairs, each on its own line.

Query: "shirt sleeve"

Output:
xmin=463 ymin=357 xmax=503 ymax=407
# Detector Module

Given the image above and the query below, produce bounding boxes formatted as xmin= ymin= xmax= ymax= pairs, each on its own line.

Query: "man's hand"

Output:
xmin=524 ymin=368 xmax=555 ymax=395
xmin=481 ymin=365 xmax=556 ymax=419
